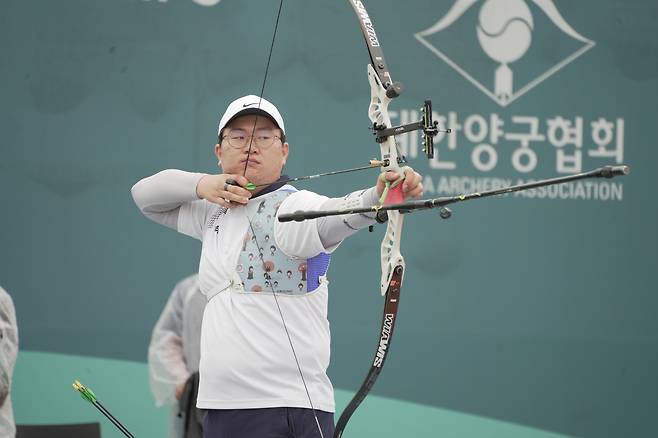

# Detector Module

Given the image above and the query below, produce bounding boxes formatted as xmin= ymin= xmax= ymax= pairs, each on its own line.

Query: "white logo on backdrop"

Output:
xmin=415 ymin=0 xmax=595 ymax=107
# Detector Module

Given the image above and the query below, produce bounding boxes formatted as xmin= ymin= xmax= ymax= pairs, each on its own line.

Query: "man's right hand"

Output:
xmin=196 ymin=174 xmax=252 ymax=208
xmin=175 ymin=382 xmax=186 ymax=401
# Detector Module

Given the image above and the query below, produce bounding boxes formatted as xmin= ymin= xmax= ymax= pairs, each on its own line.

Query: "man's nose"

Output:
xmin=242 ymin=144 xmax=260 ymax=153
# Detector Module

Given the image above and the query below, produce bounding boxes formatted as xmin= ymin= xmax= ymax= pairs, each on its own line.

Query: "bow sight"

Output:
xmin=372 ymin=99 xmax=451 ymax=160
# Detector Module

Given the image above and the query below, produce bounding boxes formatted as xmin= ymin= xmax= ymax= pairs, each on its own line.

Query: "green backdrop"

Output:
xmin=1 ymin=1 xmax=656 ymax=437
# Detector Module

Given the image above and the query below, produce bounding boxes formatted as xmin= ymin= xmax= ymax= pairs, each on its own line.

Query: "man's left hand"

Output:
xmin=376 ymin=167 xmax=423 ymax=199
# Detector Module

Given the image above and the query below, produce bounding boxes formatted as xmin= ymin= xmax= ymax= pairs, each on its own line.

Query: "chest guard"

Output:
xmin=235 ymin=189 xmax=331 ymax=295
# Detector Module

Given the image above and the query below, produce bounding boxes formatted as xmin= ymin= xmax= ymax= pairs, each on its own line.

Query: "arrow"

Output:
xmin=72 ymin=380 xmax=135 ymax=438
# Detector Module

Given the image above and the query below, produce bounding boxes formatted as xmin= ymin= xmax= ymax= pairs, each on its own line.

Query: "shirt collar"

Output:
xmin=251 ymin=175 xmax=290 ymax=198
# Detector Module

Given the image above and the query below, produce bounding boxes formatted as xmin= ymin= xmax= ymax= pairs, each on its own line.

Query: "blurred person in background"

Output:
xmin=148 ymin=274 xmax=206 ymax=438
xmin=0 ymin=286 xmax=18 ymax=438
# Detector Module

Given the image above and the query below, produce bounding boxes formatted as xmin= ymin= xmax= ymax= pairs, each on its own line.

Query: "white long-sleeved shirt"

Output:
xmin=132 ymin=170 xmax=378 ymax=413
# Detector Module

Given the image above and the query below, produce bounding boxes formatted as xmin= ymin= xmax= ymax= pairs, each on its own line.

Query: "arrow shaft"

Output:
xmin=252 ymin=160 xmax=386 ymax=189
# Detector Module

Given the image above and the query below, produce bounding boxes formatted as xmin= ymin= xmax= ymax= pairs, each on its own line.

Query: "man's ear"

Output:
xmin=281 ymin=142 xmax=289 ymax=166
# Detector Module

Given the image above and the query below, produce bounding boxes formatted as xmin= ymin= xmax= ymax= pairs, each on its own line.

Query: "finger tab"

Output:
xmin=385 ymin=185 xmax=405 ymax=204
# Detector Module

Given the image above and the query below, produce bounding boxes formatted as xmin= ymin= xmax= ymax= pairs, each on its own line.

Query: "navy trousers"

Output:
xmin=203 ymin=407 xmax=334 ymax=438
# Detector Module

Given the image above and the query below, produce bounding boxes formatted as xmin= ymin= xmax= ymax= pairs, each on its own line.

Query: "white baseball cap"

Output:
xmin=217 ymin=95 xmax=285 ymax=136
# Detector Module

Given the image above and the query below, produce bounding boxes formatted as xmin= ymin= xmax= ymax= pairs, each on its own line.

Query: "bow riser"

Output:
xmin=366 ymin=64 xmax=406 ymax=296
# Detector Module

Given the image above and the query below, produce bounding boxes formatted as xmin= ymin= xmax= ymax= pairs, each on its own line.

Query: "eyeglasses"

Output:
xmin=222 ymin=129 xmax=282 ymax=150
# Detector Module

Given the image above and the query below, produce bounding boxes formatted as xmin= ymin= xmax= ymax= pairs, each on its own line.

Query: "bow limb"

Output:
xmin=333 ymin=2 xmax=407 ymax=437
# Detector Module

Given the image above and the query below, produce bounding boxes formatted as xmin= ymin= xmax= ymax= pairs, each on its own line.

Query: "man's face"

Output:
xmin=216 ymin=114 xmax=289 ymax=190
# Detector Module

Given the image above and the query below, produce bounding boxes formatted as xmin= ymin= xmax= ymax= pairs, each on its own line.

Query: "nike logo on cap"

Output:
xmin=242 ymin=102 xmax=258 ymax=108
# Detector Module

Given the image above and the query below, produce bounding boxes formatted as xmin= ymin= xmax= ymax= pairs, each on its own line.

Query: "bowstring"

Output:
xmin=240 ymin=2 xmax=326 ymax=437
